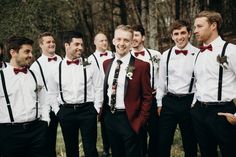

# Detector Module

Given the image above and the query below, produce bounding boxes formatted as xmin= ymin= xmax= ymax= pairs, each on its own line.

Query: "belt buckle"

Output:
xmin=111 ymin=108 xmax=116 ymax=114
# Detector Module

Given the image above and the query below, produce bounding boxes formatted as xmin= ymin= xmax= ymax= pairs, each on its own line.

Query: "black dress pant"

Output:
xmin=57 ymin=103 xmax=98 ymax=157
xmin=100 ymin=117 xmax=110 ymax=154
xmin=45 ymin=110 xmax=59 ymax=157
xmin=141 ymin=98 xmax=159 ymax=157
xmin=157 ymin=94 xmax=197 ymax=157
xmin=191 ymin=101 xmax=236 ymax=157
xmin=104 ymin=108 xmax=142 ymax=157
xmin=0 ymin=120 xmax=48 ymax=157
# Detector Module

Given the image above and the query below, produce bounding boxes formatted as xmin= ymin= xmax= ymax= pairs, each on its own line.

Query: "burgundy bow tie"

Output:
xmin=175 ymin=49 xmax=188 ymax=56
xmin=14 ymin=67 xmax=28 ymax=74
xmin=67 ymin=59 xmax=79 ymax=65
xmin=48 ymin=56 xmax=57 ymax=62
xmin=134 ymin=51 xmax=145 ymax=57
xmin=100 ymin=52 xmax=108 ymax=57
xmin=200 ymin=44 xmax=212 ymax=52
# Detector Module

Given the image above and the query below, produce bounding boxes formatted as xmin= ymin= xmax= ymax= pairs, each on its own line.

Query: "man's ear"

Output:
xmin=10 ymin=49 xmax=16 ymax=57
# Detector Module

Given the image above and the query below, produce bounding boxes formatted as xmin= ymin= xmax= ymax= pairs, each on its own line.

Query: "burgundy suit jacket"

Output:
xmin=103 ymin=55 xmax=152 ymax=133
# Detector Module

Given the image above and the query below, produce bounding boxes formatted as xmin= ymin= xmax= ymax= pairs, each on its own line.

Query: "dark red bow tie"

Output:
xmin=100 ymin=52 xmax=108 ymax=57
xmin=14 ymin=67 xmax=28 ymax=74
xmin=200 ymin=44 xmax=212 ymax=52
xmin=175 ymin=49 xmax=188 ymax=55
xmin=67 ymin=59 xmax=79 ymax=65
xmin=48 ymin=56 xmax=57 ymax=62
xmin=134 ymin=51 xmax=145 ymax=57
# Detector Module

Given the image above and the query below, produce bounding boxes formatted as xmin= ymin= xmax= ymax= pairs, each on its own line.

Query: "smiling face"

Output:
xmin=132 ymin=31 xmax=145 ymax=49
xmin=171 ymin=26 xmax=191 ymax=49
xmin=11 ymin=44 xmax=33 ymax=68
xmin=65 ymin=38 xmax=84 ymax=60
xmin=113 ymin=28 xmax=133 ymax=58
xmin=39 ymin=36 xmax=56 ymax=56
xmin=94 ymin=33 xmax=108 ymax=52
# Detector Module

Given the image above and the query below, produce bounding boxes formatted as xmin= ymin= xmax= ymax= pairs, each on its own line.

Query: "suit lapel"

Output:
xmin=124 ymin=54 xmax=135 ymax=97
xmin=103 ymin=58 xmax=115 ymax=105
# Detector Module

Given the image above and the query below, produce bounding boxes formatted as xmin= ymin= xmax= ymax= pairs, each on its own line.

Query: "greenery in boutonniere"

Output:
xmin=126 ymin=65 xmax=135 ymax=80
xmin=80 ymin=58 xmax=91 ymax=67
xmin=217 ymin=55 xmax=228 ymax=69
xmin=150 ymin=55 xmax=160 ymax=64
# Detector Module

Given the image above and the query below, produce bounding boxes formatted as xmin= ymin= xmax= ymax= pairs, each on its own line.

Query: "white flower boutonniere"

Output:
xmin=217 ymin=55 xmax=228 ymax=70
xmin=150 ymin=55 xmax=160 ymax=64
xmin=126 ymin=65 xmax=135 ymax=80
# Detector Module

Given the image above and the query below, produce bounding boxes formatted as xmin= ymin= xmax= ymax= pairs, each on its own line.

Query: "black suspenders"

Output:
xmin=145 ymin=49 xmax=155 ymax=89
xmin=0 ymin=69 xmax=39 ymax=122
xmin=166 ymin=47 xmax=195 ymax=93
xmin=218 ymin=42 xmax=228 ymax=101
xmin=36 ymin=60 xmax=48 ymax=91
xmin=92 ymin=54 xmax=100 ymax=70
xmin=59 ymin=59 xmax=88 ymax=104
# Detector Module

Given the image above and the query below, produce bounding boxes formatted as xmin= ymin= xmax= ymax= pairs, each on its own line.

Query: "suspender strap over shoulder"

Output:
xmin=166 ymin=47 xmax=172 ymax=90
xmin=218 ymin=42 xmax=229 ymax=101
xmin=36 ymin=60 xmax=48 ymax=91
xmin=59 ymin=61 xmax=67 ymax=104
xmin=82 ymin=57 xmax=87 ymax=103
xmin=29 ymin=69 xmax=39 ymax=119
xmin=0 ymin=70 xmax=14 ymax=122
xmin=92 ymin=54 xmax=100 ymax=70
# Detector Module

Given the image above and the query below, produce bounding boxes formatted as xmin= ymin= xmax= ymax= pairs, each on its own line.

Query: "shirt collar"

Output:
xmin=114 ymin=52 xmax=131 ymax=66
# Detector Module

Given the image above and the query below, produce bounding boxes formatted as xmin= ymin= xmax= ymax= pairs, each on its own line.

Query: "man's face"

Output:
xmin=12 ymin=44 xmax=33 ymax=67
xmin=113 ymin=29 xmax=133 ymax=57
xmin=171 ymin=26 xmax=190 ymax=49
xmin=94 ymin=33 xmax=108 ymax=52
xmin=65 ymin=38 xmax=84 ymax=60
xmin=194 ymin=17 xmax=214 ymax=44
xmin=132 ymin=31 xmax=144 ymax=48
xmin=39 ymin=36 xmax=56 ymax=55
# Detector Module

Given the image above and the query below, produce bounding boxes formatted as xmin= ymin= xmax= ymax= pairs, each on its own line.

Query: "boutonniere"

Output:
xmin=217 ymin=55 xmax=228 ymax=70
xmin=34 ymin=85 xmax=43 ymax=93
xmin=150 ymin=55 xmax=160 ymax=64
xmin=126 ymin=65 xmax=135 ymax=80
xmin=80 ymin=58 xmax=91 ymax=67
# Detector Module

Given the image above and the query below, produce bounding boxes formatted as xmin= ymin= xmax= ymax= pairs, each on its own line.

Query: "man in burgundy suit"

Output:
xmin=102 ymin=25 xmax=153 ymax=157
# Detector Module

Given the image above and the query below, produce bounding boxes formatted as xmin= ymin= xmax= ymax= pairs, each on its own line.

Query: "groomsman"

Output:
xmin=89 ymin=32 xmax=113 ymax=157
xmin=131 ymin=25 xmax=161 ymax=157
xmin=48 ymin=31 xmax=103 ymax=157
xmin=191 ymin=10 xmax=236 ymax=157
xmin=0 ymin=36 xmax=49 ymax=157
xmin=30 ymin=32 xmax=62 ymax=157
xmin=156 ymin=20 xmax=198 ymax=157
xmin=102 ymin=25 xmax=153 ymax=157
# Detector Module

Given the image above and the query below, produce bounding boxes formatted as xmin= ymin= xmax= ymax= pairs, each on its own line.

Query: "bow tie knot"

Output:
xmin=48 ymin=56 xmax=57 ymax=62
xmin=175 ymin=49 xmax=188 ymax=55
xmin=134 ymin=51 xmax=145 ymax=57
xmin=14 ymin=67 xmax=28 ymax=74
xmin=67 ymin=59 xmax=79 ymax=65
xmin=200 ymin=44 xmax=212 ymax=52
xmin=100 ymin=52 xmax=108 ymax=57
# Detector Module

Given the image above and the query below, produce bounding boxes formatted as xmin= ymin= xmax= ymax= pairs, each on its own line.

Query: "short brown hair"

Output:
xmin=132 ymin=25 xmax=145 ymax=36
xmin=169 ymin=20 xmax=191 ymax=34
xmin=115 ymin=25 xmax=134 ymax=37
xmin=37 ymin=32 xmax=54 ymax=45
xmin=195 ymin=11 xmax=222 ymax=32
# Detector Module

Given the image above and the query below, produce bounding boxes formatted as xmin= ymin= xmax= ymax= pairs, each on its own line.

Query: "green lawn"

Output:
xmin=55 ymin=123 xmax=197 ymax=157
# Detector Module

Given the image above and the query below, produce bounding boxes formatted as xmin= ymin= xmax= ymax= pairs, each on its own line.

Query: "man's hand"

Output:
xmin=218 ymin=112 xmax=236 ymax=125
xmin=157 ymin=107 xmax=162 ymax=117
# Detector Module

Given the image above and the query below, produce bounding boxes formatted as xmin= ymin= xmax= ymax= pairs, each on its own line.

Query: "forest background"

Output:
xmin=0 ymin=0 xmax=236 ymax=58
xmin=0 ymin=0 xmax=236 ymax=156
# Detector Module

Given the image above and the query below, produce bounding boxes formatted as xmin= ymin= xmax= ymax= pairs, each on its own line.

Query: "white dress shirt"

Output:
xmin=89 ymin=50 xmax=114 ymax=70
xmin=30 ymin=54 xmax=62 ymax=91
xmin=194 ymin=36 xmax=236 ymax=102
xmin=0 ymin=65 xmax=50 ymax=123
xmin=131 ymin=48 xmax=161 ymax=91
xmin=156 ymin=43 xmax=199 ymax=106
xmin=107 ymin=53 xmax=131 ymax=109
xmin=48 ymin=57 xmax=103 ymax=114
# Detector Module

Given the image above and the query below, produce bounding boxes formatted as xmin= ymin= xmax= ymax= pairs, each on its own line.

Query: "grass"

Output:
xmin=55 ymin=123 xmax=198 ymax=157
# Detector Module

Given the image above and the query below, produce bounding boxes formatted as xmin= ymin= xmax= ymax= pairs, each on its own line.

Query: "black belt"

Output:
xmin=167 ymin=92 xmax=193 ymax=98
xmin=61 ymin=102 xmax=93 ymax=109
xmin=0 ymin=118 xmax=40 ymax=129
xmin=196 ymin=100 xmax=232 ymax=107
xmin=105 ymin=105 xmax=126 ymax=114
